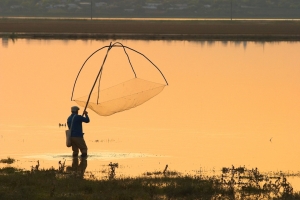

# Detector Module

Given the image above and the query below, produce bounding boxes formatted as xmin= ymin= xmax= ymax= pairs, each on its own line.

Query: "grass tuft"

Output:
xmin=0 ymin=161 xmax=300 ymax=199
xmin=0 ymin=157 xmax=15 ymax=164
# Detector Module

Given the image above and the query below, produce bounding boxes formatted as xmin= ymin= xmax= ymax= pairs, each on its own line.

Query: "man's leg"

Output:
xmin=78 ymin=138 xmax=88 ymax=157
xmin=71 ymin=137 xmax=88 ymax=157
xmin=70 ymin=137 xmax=79 ymax=157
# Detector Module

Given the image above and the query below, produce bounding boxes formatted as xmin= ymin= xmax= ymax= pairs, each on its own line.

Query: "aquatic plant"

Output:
xmin=0 ymin=157 xmax=15 ymax=164
xmin=108 ymin=162 xmax=118 ymax=180
xmin=31 ymin=160 xmax=40 ymax=172
xmin=0 ymin=162 xmax=299 ymax=199
xmin=215 ymin=165 xmax=295 ymax=199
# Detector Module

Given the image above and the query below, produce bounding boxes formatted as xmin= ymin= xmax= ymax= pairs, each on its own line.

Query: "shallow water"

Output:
xmin=1 ymin=38 xmax=300 ymax=189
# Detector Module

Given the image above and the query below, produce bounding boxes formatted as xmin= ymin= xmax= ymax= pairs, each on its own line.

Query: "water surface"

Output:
xmin=1 ymin=38 xmax=299 ymax=188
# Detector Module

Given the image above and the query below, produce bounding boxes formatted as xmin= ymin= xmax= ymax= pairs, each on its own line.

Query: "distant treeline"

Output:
xmin=0 ymin=0 xmax=300 ymax=18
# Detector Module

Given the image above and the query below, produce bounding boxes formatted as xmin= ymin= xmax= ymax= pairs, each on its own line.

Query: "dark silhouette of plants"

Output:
xmin=31 ymin=160 xmax=39 ymax=172
xmin=108 ymin=162 xmax=118 ymax=180
xmin=0 ymin=157 xmax=15 ymax=164
xmin=0 ymin=161 xmax=298 ymax=199
xmin=215 ymin=165 xmax=294 ymax=199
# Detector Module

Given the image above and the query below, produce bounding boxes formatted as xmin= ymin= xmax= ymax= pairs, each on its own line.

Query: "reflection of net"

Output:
xmin=74 ymin=78 xmax=165 ymax=116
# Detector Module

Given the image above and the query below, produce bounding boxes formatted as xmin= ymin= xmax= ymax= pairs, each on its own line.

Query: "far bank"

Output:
xmin=1 ymin=18 xmax=300 ymax=40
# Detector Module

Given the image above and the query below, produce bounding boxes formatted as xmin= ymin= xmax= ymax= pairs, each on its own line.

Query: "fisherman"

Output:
xmin=67 ymin=106 xmax=90 ymax=158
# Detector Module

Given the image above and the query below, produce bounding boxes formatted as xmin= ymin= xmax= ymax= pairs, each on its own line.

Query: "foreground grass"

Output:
xmin=1 ymin=164 xmax=300 ymax=200
xmin=0 ymin=167 xmax=218 ymax=199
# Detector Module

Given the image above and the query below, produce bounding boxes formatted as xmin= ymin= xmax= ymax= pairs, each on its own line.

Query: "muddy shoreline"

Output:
xmin=1 ymin=18 xmax=300 ymax=41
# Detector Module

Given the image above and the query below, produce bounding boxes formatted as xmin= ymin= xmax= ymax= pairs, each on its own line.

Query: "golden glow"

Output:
xmin=1 ymin=39 xmax=300 ymax=187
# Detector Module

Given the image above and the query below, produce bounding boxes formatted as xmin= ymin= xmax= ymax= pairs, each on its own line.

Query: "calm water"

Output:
xmin=1 ymin=38 xmax=300 ymax=188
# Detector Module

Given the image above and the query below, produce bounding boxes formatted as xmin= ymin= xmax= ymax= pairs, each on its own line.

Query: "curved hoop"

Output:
xmin=70 ymin=45 xmax=108 ymax=101
xmin=70 ymin=42 xmax=169 ymax=115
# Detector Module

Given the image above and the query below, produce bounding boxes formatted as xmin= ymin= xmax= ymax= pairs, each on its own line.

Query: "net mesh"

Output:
xmin=74 ymin=78 xmax=165 ymax=116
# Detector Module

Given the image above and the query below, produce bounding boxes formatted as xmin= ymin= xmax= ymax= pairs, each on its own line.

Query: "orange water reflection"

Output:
xmin=0 ymin=39 xmax=300 ymax=189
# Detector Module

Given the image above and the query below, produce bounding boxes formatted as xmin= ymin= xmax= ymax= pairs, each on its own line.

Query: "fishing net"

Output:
xmin=74 ymin=78 xmax=165 ymax=116
xmin=71 ymin=42 xmax=168 ymax=116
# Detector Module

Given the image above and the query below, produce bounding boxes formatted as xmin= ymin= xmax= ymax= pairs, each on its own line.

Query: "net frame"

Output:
xmin=70 ymin=41 xmax=168 ymax=116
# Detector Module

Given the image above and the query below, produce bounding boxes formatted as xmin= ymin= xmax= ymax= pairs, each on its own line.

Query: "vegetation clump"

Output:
xmin=0 ymin=157 xmax=15 ymax=164
xmin=0 ymin=160 xmax=300 ymax=199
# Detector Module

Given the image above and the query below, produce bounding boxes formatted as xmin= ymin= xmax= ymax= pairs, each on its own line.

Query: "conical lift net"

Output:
xmin=74 ymin=78 xmax=165 ymax=116
xmin=71 ymin=42 xmax=168 ymax=116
